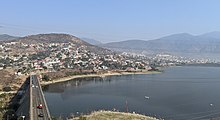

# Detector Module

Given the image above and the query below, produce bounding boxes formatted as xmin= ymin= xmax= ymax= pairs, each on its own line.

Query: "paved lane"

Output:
xmin=31 ymin=75 xmax=51 ymax=120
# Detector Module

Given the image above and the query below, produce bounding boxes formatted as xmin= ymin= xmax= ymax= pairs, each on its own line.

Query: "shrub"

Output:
xmin=2 ymin=86 xmax=12 ymax=92
xmin=79 ymin=116 xmax=86 ymax=120
xmin=42 ymin=75 xmax=50 ymax=81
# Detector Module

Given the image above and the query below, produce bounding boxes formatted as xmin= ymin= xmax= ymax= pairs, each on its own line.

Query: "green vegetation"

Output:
xmin=0 ymin=93 xmax=16 ymax=120
xmin=42 ymin=74 xmax=50 ymax=81
xmin=29 ymin=51 xmax=51 ymax=60
xmin=2 ymin=86 xmax=12 ymax=92
xmin=65 ymin=71 xmax=83 ymax=76
xmin=0 ymin=58 xmax=13 ymax=67
xmin=78 ymin=116 xmax=87 ymax=120
xmin=51 ymin=116 xmax=63 ymax=120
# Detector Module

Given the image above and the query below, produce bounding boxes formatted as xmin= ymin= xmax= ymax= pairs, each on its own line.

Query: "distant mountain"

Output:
xmin=101 ymin=39 xmax=147 ymax=51
xmin=101 ymin=32 xmax=220 ymax=54
xmin=80 ymin=37 xmax=102 ymax=45
xmin=0 ymin=34 xmax=19 ymax=41
xmin=199 ymin=31 xmax=220 ymax=39
xmin=10 ymin=33 xmax=112 ymax=55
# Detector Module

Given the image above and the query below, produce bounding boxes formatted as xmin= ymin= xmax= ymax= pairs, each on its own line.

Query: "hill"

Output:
xmin=17 ymin=33 xmax=87 ymax=44
xmin=101 ymin=32 xmax=220 ymax=54
xmin=0 ymin=34 xmax=19 ymax=41
xmin=8 ymin=33 xmax=112 ymax=55
xmin=199 ymin=31 xmax=220 ymax=39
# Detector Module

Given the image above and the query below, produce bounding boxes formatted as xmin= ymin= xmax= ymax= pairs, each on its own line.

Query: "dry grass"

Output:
xmin=0 ymin=68 xmax=27 ymax=91
xmin=71 ymin=111 xmax=158 ymax=120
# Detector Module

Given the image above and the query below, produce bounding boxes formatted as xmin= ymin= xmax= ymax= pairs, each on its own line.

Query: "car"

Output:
xmin=37 ymin=104 xmax=43 ymax=109
xmin=38 ymin=113 xmax=44 ymax=117
xmin=19 ymin=115 xmax=25 ymax=119
xmin=32 ymin=85 xmax=35 ymax=87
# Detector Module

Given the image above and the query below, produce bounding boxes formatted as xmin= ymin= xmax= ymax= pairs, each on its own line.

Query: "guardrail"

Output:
xmin=36 ymin=76 xmax=51 ymax=119
xmin=29 ymin=76 xmax=33 ymax=120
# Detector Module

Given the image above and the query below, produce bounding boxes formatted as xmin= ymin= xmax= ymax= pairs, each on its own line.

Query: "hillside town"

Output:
xmin=0 ymin=38 xmax=216 ymax=77
xmin=0 ymin=37 xmax=217 ymax=119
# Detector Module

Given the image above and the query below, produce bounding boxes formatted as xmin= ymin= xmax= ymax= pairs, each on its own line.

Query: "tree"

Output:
xmin=43 ymin=66 xmax=47 ymax=70
xmin=42 ymin=75 xmax=50 ymax=81
xmin=3 ymin=86 xmax=12 ymax=92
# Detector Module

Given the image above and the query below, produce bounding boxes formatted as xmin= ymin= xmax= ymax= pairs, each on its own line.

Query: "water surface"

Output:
xmin=43 ymin=66 xmax=220 ymax=119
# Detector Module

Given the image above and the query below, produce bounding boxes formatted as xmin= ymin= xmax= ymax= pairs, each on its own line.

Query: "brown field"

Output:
xmin=0 ymin=68 xmax=27 ymax=91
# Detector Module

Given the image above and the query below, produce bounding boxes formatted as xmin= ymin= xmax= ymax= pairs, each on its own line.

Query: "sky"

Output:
xmin=1 ymin=0 xmax=220 ymax=43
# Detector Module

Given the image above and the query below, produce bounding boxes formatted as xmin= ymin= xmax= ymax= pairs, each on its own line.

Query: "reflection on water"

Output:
xmin=43 ymin=66 xmax=220 ymax=119
xmin=43 ymin=77 xmax=112 ymax=93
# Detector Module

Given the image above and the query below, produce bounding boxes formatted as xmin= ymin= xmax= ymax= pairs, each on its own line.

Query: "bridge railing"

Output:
xmin=36 ymin=76 xmax=51 ymax=119
xmin=29 ymin=76 xmax=33 ymax=120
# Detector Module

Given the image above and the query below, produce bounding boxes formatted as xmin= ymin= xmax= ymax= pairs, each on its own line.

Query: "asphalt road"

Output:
xmin=31 ymin=75 xmax=51 ymax=120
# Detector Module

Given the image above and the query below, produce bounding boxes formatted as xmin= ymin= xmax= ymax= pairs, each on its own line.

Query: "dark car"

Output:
xmin=38 ymin=113 xmax=44 ymax=117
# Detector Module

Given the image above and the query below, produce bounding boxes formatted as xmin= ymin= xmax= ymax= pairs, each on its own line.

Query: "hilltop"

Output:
xmin=2 ymin=33 xmax=112 ymax=55
xmin=17 ymin=33 xmax=86 ymax=44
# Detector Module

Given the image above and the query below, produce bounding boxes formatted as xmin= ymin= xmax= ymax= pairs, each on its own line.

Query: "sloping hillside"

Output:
xmin=4 ymin=33 xmax=112 ymax=55
xmin=101 ymin=32 xmax=220 ymax=53
xmin=0 ymin=34 xmax=19 ymax=41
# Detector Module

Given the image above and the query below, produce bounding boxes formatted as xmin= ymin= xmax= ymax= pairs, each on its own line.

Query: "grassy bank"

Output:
xmin=70 ymin=111 xmax=158 ymax=120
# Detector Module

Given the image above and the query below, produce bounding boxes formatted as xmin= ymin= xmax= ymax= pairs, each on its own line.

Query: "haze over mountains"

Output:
xmin=1 ymin=31 xmax=220 ymax=58
xmin=101 ymin=31 xmax=220 ymax=55
xmin=0 ymin=34 xmax=19 ymax=41
xmin=80 ymin=37 xmax=102 ymax=45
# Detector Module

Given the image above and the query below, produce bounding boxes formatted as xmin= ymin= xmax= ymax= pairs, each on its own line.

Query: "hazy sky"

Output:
xmin=1 ymin=0 xmax=220 ymax=43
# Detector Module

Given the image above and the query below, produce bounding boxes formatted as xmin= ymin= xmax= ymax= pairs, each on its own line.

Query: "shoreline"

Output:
xmin=0 ymin=91 xmax=17 ymax=95
xmin=41 ymin=70 xmax=161 ymax=85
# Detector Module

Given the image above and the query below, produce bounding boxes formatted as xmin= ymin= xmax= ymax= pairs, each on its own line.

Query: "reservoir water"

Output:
xmin=43 ymin=66 xmax=220 ymax=119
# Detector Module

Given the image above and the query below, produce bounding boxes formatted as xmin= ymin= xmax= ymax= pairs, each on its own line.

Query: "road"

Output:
xmin=31 ymin=75 xmax=51 ymax=120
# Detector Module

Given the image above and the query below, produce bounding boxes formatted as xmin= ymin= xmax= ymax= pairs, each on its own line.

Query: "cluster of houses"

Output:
xmin=0 ymin=42 xmax=153 ymax=75
xmin=0 ymin=41 xmax=215 ymax=76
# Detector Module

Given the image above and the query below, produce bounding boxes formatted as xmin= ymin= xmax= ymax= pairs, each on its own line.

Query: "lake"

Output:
xmin=43 ymin=66 xmax=220 ymax=119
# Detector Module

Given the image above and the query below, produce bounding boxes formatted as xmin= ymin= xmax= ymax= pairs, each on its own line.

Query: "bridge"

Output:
xmin=16 ymin=75 xmax=51 ymax=120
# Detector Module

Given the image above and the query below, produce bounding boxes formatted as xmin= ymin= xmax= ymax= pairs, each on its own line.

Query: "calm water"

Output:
xmin=43 ymin=66 xmax=220 ymax=119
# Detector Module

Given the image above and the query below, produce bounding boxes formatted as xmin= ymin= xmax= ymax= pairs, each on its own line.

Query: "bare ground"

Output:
xmin=70 ymin=111 xmax=158 ymax=120
xmin=0 ymin=68 xmax=28 ymax=91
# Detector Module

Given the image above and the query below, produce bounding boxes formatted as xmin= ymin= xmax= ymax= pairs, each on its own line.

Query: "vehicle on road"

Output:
xmin=37 ymin=104 xmax=43 ymax=109
xmin=38 ymin=113 xmax=44 ymax=117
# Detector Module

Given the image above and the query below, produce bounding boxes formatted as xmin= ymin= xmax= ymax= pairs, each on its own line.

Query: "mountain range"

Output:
xmin=100 ymin=31 xmax=220 ymax=54
xmin=2 ymin=31 xmax=220 ymax=56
